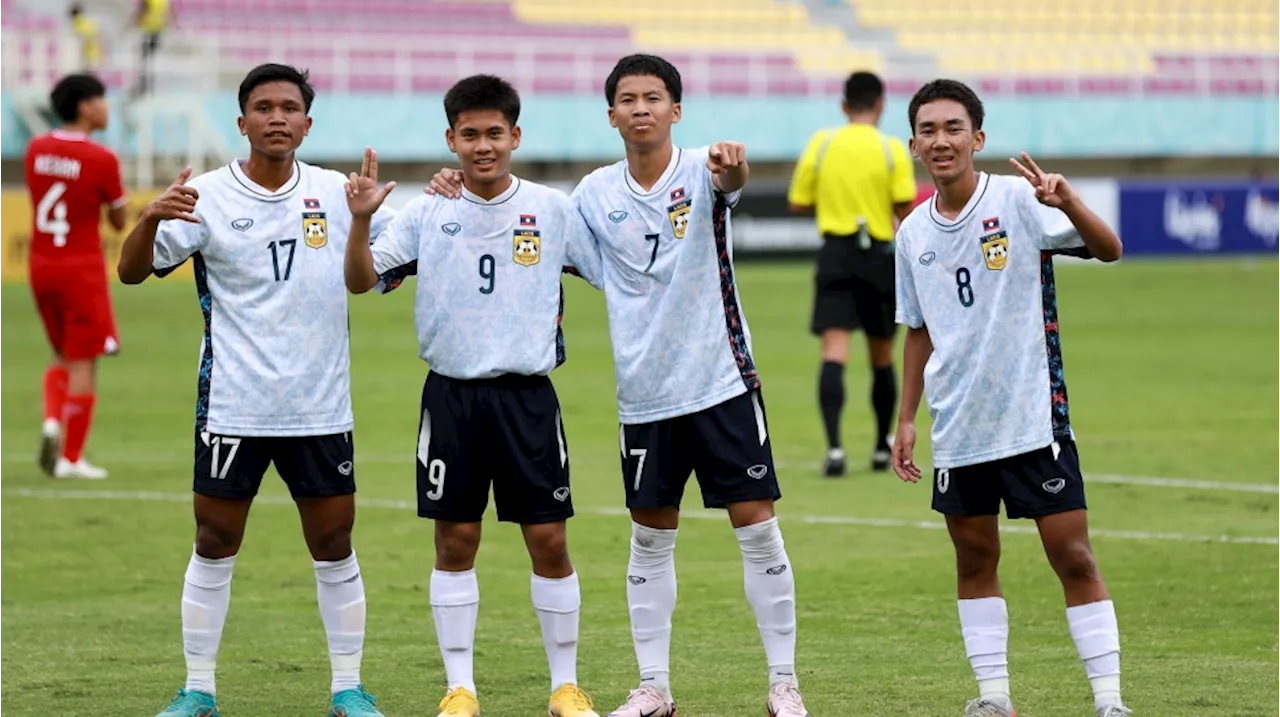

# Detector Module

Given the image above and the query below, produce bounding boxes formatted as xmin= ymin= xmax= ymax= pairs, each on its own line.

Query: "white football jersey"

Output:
xmin=895 ymin=172 xmax=1090 ymax=469
xmin=369 ymin=177 xmax=602 ymax=380
xmin=573 ymin=146 xmax=755 ymax=424
xmin=152 ymin=159 xmax=394 ymax=437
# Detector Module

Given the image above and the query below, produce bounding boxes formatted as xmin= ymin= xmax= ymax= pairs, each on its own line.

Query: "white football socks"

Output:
xmin=182 ymin=549 xmax=236 ymax=696
xmin=431 ymin=568 xmax=479 ymax=694
xmin=315 ymin=551 xmax=366 ymax=694
xmin=735 ymin=517 xmax=798 ymax=688
xmin=531 ymin=572 xmax=581 ymax=692
xmin=958 ymin=597 xmax=1012 ymax=709
xmin=626 ymin=522 xmax=677 ymax=695
xmin=1068 ymin=599 xmax=1123 ymax=710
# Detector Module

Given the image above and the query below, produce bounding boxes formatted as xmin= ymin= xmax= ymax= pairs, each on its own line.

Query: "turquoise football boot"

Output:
xmin=155 ymin=689 xmax=218 ymax=717
xmin=330 ymin=684 xmax=385 ymax=716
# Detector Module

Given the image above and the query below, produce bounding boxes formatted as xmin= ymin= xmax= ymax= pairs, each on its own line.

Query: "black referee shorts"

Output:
xmin=810 ymin=235 xmax=896 ymax=338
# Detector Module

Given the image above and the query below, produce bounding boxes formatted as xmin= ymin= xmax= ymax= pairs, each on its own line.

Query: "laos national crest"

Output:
xmin=302 ymin=197 xmax=327 ymax=249
xmin=514 ymin=213 xmax=541 ymax=266
xmin=667 ymin=186 xmax=691 ymax=239
xmin=979 ymin=216 xmax=1008 ymax=271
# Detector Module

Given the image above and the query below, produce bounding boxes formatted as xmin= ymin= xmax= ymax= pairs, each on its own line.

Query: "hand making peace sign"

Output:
xmin=1009 ymin=152 xmax=1077 ymax=210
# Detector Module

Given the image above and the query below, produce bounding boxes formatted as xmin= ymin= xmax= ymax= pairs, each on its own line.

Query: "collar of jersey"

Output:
xmin=51 ymin=129 xmax=88 ymax=141
xmin=228 ymin=158 xmax=302 ymax=202
xmin=927 ymin=171 xmax=990 ymax=232
xmin=461 ymin=176 xmax=521 ymax=205
xmin=623 ymin=147 xmax=682 ymax=198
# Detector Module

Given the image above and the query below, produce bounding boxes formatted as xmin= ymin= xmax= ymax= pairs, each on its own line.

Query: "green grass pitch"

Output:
xmin=2 ymin=257 xmax=1276 ymax=716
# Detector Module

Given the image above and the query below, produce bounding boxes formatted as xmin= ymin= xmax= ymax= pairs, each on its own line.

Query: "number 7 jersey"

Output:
xmin=894 ymin=172 xmax=1092 ymax=469
xmin=572 ymin=146 xmax=754 ymax=424
xmin=151 ymin=159 xmax=394 ymax=437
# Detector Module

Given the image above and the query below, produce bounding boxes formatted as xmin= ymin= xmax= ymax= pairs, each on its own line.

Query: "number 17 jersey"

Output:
xmin=152 ymin=159 xmax=394 ymax=437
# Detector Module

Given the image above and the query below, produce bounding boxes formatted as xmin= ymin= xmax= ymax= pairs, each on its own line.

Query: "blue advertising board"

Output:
xmin=1118 ymin=180 xmax=1279 ymax=255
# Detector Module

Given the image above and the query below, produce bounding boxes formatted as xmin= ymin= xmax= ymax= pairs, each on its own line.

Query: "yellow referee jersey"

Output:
xmin=139 ymin=0 xmax=169 ymax=33
xmin=788 ymin=123 xmax=916 ymax=241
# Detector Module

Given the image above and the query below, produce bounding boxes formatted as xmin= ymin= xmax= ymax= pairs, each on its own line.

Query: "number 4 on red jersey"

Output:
xmin=23 ymin=130 xmax=126 ymax=259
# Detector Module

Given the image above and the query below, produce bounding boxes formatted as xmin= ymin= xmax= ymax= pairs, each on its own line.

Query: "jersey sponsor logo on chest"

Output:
xmin=979 ymin=216 xmax=1008 ymax=271
xmin=667 ymin=186 xmax=691 ymax=239
xmin=514 ymin=213 xmax=540 ymax=266
xmin=302 ymin=197 xmax=327 ymax=249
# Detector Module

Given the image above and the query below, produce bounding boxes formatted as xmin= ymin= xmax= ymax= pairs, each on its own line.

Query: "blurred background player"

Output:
xmin=116 ymin=64 xmax=390 ymax=717
xmin=24 ymin=72 xmax=127 ymax=480
xmin=892 ymin=79 xmax=1129 ymax=717
xmin=133 ymin=0 xmax=169 ymax=96
xmin=344 ymin=75 xmax=602 ymax=717
xmin=788 ymin=71 xmax=916 ymax=477
xmin=67 ymin=4 xmax=101 ymax=71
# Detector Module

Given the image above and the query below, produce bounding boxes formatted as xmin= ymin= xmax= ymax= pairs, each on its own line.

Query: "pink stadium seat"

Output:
xmin=4 ymin=0 xmax=1275 ymax=96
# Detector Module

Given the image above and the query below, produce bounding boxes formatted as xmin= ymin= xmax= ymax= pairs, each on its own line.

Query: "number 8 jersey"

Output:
xmin=152 ymin=160 xmax=394 ymax=437
xmin=894 ymin=172 xmax=1092 ymax=470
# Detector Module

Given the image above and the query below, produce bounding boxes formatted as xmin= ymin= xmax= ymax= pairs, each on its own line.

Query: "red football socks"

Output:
xmin=61 ymin=393 xmax=97 ymax=463
xmin=42 ymin=365 xmax=68 ymax=425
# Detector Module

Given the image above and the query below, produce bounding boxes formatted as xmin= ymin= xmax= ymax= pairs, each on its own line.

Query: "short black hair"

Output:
xmin=50 ymin=73 xmax=106 ymax=123
xmin=604 ymin=54 xmax=682 ymax=105
xmin=908 ymin=79 xmax=985 ymax=131
xmin=69 ymin=3 xmax=84 ymax=16
xmin=844 ymin=71 xmax=884 ymax=111
xmin=443 ymin=74 xmax=521 ymax=128
xmin=238 ymin=63 xmax=315 ymax=113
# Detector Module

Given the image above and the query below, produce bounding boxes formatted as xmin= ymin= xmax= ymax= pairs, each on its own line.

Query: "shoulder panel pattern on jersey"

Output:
xmin=712 ymin=194 xmax=760 ymax=390
xmin=193 ymin=253 xmax=213 ymax=430
xmin=1039 ymin=250 xmax=1072 ymax=439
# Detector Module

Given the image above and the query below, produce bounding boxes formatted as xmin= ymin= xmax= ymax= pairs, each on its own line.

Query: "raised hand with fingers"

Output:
xmin=145 ymin=167 xmax=200 ymax=223
xmin=1009 ymin=151 xmax=1077 ymax=209
xmin=346 ymin=147 xmax=397 ymax=218
xmin=892 ymin=423 xmax=923 ymax=484
xmin=423 ymin=167 xmax=465 ymax=199
xmin=706 ymin=141 xmax=746 ymax=174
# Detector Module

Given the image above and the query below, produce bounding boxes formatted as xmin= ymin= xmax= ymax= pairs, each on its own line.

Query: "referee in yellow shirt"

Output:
xmin=788 ymin=71 xmax=916 ymax=477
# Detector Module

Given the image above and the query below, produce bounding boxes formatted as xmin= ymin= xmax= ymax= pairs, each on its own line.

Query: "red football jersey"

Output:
xmin=24 ymin=130 xmax=126 ymax=260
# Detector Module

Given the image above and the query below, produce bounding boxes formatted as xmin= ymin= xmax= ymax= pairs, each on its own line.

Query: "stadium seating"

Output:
xmin=847 ymin=0 xmax=1279 ymax=76
xmin=1 ymin=0 xmax=1275 ymax=96
xmin=510 ymin=0 xmax=882 ymax=75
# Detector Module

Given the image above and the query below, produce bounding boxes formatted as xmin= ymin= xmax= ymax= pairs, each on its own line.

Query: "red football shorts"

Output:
xmin=29 ymin=257 xmax=120 ymax=361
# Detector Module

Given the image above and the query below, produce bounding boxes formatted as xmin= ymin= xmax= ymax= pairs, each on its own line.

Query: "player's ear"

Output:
xmin=909 ymin=137 xmax=918 ymax=158
xmin=607 ymin=106 xmax=618 ymax=129
xmin=510 ymin=124 xmax=521 ymax=151
xmin=303 ymin=115 xmax=312 ymax=137
xmin=671 ymin=102 xmax=681 ymax=125
xmin=972 ymin=129 xmax=986 ymax=153
xmin=237 ymin=115 xmax=247 ymax=136
xmin=445 ymin=127 xmax=457 ymax=153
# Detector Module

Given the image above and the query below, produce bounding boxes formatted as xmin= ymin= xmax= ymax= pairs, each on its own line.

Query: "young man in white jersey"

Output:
xmin=117 ymin=64 xmax=391 ymax=717
xmin=343 ymin=75 xmax=602 ymax=717
xmin=425 ymin=54 xmax=811 ymax=717
xmin=891 ymin=79 xmax=1129 ymax=717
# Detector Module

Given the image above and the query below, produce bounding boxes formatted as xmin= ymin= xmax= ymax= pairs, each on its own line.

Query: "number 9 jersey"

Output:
xmin=151 ymin=159 xmax=395 ymax=437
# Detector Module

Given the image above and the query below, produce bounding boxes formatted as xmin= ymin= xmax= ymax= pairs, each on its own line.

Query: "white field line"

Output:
xmin=4 ymin=487 xmax=1276 ymax=546
xmin=5 ymin=453 xmax=1276 ymax=495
